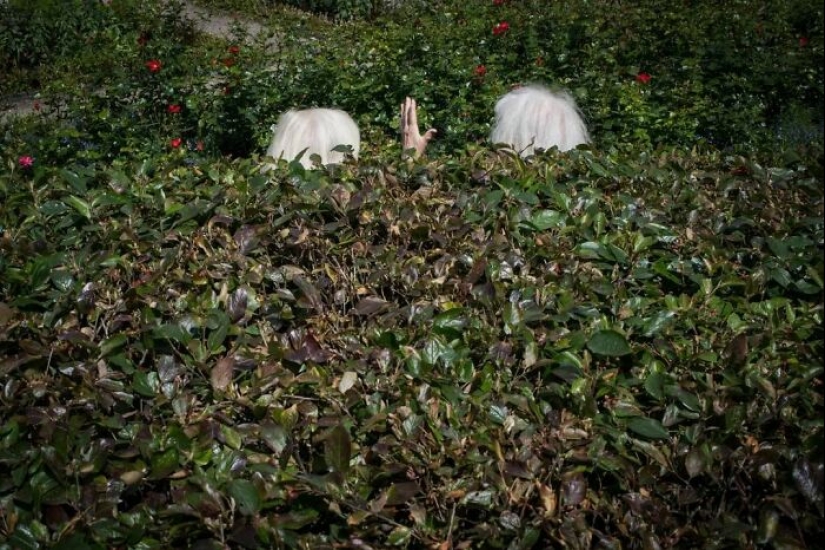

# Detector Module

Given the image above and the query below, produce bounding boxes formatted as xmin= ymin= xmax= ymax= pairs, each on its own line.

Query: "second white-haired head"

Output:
xmin=490 ymin=84 xmax=589 ymax=156
xmin=266 ymin=108 xmax=360 ymax=169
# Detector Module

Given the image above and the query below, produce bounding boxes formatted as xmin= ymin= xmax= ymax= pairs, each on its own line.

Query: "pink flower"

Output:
xmin=195 ymin=141 xmax=205 ymax=151
xmin=170 ymin=138 xmax=182 ymax=149
xmin=635 ymin=72 xmax=651 ymax=84
xmin=474 ymin=64 xmax=487 ymax=77
xmin=18 ymin=155 xmax=34 ymax=169
xmin=145 ymin=59 xmax=162 ymax=73
xmin=493 ymin=21 xmax=510 ymax=36
xmin=167 ymin=104 xmax=182 ymax=114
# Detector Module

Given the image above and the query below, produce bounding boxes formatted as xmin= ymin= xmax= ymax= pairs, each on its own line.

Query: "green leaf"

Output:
xmin=387 ymin=526 xmax=412 ymax=545
xmin=665 ymin=385 xmax=702 ymax=412
xmin=207 ymin=311 xmax=230 ymax=353
xmin=99 ymin=334 xmax=128 ymax=357
xmin=150 ymin=448 xmax=179 ymax=479
xmin=220 ymin=424 xmax=242 ymax=450
xmin=628 ymin=416 xmax=670 ymax=439
xmin=641 ymin=310 xmax=676 ymax=337
xmin=7 ymin=524 xmax=40 ymax=550
xmin=61 ymin=168 xmax=88 ymax=193
xmin=228 ymin=479 xmax=261 ymax=516
xmin=525 ymin=209 xmax=565 ymax=230
xmin=433 ymin=308 xmax=468 ymax=339
xmin=587 ymin=330 xmax=632 ymax=357
xmin=133 ymin=371 xmax=159 ymax=397
xmin=644 ymin=371 xmax=667 ymax=400
xmin=324 ymin=424 xmax=352 ymax=476
xmin=64 ymin=195 xmax=92 ymax=220
xmin=152 ymin=323 xmax=192 ymax=344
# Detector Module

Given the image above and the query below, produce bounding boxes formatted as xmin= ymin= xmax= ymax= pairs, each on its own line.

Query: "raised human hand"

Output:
xmin=400 ymin=97 xmax=437 ymax=158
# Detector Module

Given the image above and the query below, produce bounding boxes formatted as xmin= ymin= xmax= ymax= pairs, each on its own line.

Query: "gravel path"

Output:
xmin=0 ymin=1 xmax=271 ymax=123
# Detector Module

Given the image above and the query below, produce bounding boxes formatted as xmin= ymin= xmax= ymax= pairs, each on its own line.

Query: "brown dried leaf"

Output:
xmin=233 ymin=225 xmax=260 ymax=255
xmin=293 ymin=275 xmax=324 ymax=311
xmin=725 ymin=333 xmax=749 ymax=366
xmin=211 ymin=356 xmax=236 ymax=391
xmin=324 ymin=424 xmax=352 ymax=476
xmin=227 ymin=288 xmax=248 ymax=323
xmin=538 ymin=483 xmax=557 ymax=518
xmin=561 ymin=471 xmax=587 ymax=507
xmin=384 ymin=482 xmax=421 ymax=507
xmin=353 ymin=296 xmax=389 ymax=316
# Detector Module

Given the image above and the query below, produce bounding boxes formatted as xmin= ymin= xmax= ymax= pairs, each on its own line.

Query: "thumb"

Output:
xmin=423 ymin=128 xmax=437 ymax=142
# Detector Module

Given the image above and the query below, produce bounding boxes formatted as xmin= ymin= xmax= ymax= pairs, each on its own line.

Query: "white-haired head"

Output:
xmin=489 ymin=84 xmax=589 ymax=156
xmin=266 ymin=108 xmax=360 ymax=169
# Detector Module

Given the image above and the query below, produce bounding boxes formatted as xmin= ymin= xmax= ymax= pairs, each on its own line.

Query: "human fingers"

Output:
xmin=408 ymin=98 xmax=419 ymax=130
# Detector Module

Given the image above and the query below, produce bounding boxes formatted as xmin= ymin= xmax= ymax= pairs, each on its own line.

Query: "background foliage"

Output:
xmin=1 ymin=1 xmax=823 ymax=549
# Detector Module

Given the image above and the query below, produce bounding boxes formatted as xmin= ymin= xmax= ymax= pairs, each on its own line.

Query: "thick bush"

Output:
xmin=0 ymin=1 xmax=823 ymax=548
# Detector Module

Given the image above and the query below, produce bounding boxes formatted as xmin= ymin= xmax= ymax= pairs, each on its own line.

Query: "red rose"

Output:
xmin=167 ymin=104 xmax=182 ymax=114
xmin=170 ymin=138 xmax=182 ymax=149
xmin=475 ymin=64 xmax=487 ymax=77
xmin=635 ymin=72 xmax=651 ymax=84
xmin=493 ymin=21 xmax=510 ymax=36
xmin=228 ymin=45 xmax=240 ymax=55
xmin=145 ymin=59 xmax=162 ymax=73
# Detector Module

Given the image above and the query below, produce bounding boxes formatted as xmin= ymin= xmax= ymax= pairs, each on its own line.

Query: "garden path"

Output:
xmin=0 ymin=0 xmax=271 ymax=123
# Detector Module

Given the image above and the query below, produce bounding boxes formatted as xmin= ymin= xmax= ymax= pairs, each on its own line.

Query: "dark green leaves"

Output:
xmin=587 ymin=330 xmax=632 ymax=357
xmin=324 ymin=424 xmax=352 ymax=477
xmin=0 ymin=2 xmax=822 ymax=547
xmin=628 ymin=417 xmax=670 ymax=440
xmin=228 ymin=479 xmax=262 ymax=516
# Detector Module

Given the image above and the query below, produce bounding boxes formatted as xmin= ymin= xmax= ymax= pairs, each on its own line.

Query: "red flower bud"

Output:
xmin=635 ymin=72 xmax=651 ymax=84
xmin=167 ymin=104 xmax=182 ymax=114
xmin=228 ymin=45 xmax=240 ymax=55
xmin=493 ymin=21 xmax=510 ymax=36
xmin=170 ymin=138 xmax=182 ymax=149
xmin=474 ymin=64 xmax=487 ymax=77
xmin=145 ymin=59 xmax=162 ymax=73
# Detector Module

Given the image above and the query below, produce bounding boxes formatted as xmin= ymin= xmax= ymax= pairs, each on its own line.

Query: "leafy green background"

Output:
xmin=1 ymin=1 xmax=823 ymax=548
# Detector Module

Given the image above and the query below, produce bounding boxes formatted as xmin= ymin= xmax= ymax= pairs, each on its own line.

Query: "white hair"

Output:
xmin=265 ymin=108 xmax=360 ymax=169
xmin=489 ymin=84 xmax=589 ymax=156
